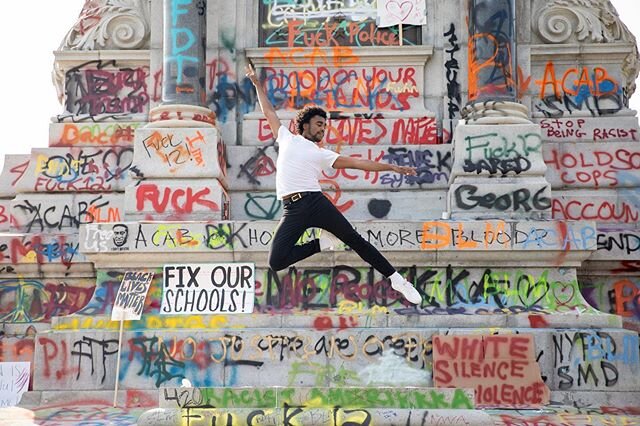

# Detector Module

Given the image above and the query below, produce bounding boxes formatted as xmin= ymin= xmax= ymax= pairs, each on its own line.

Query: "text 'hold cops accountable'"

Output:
xmin=162 ymin=263 xmax=255 ymax=314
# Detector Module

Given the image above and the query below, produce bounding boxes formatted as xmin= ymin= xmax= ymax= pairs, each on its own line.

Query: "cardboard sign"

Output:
xmin=162 ymin=263 xmax=255 ymax=314
xmin=377 ymin=0 xmax=426 ymax=28
xmin=111 ymin=271 xmax=154 ymax=321
xmin=0 ymin=362 xmax=30 ymax=407
xmin=432 ymin=334 xmax=550 ymax=408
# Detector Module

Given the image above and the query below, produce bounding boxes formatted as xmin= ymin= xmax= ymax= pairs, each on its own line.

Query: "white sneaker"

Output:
xmin=319 ymin=231 xmax=342 ymax=251
xmin=391 ymin=279 xmax=422 ymax=305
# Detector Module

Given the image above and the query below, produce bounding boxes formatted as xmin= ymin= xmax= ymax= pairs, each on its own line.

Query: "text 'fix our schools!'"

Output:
xmin=162 ymin=263 xmax=255 ymax=314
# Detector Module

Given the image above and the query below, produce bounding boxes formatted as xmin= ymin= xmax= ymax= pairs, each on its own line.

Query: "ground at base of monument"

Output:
xmin=2 ymin=404 xmax=639 ymax=426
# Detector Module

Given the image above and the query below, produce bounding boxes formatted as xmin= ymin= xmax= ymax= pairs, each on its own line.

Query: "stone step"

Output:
xmin=0 ymin=389 xmax=154 ymax=426
xmin=49 ymin=122 xmax=141 ymax=148
xmin=533 ymin=116 xmax=639 ymax=143
xmin=9 ymin=389 xmax=640 ymax=426
xmin=138 ymin=407 xmax=492 ymax=426
xmin=158 ymin=386 xmax=474 ymax=409
xmin=0 ymin=274 xmax=95 ymax=324
xmin=226 ymin=144 xmax=452 ymax=191
xmin=228 ymin=190 xmax=447 ymax=221
xmin=17 ymin=389 xmax=157 ymax=408
xmin=124 ymin=179 xmax=229 ymax=221
xmin=0 ymin=198 xmax=10 ymax=232
xmin=13 ymin=147 xmax=134 ymax=193
xmin=11 ymin=192 xmax=124 ymax=233
xmin=132 ymin=127 xmax=227 ymax=182
xmin=0 ymin=232 xmax=90 ymax=269
xmin=31 ymin=328 xmax=640 ymax=394
xmin=47 ymin=262 xmax=620 ymax=326
xmin=242 ymin=114 xmax=442 ymax=146
xmin=50 ymin=311 xmax=620 ymax=332
xmin=551 ymin=189 xmax=640 ymax=225
xmin=79 ymin=219 xmax=597 ymax=263
xmin=0 ymin=154 xmax=30 ymax=198
xmin=544 ymin=141 xmax=640 ymax=189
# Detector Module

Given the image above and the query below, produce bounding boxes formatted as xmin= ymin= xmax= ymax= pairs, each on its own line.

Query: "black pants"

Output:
xmin=268 ymin=192 xmax=395 ymax=276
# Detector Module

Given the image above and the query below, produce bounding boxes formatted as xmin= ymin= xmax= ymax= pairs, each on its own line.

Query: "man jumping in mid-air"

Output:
xmin=246 ymin=62 xmax=421 ymax=305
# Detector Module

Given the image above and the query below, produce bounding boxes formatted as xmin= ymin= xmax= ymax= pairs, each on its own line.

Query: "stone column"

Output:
xmin=464 ymin=0 xmax=529 ymax=124
xmin=445 ymin=0 xmax=550 ymax=220
xmin=148 ymin=0 xmax=215 ymax=128
xmin=130 ymin=0 xmax=228 ymax=221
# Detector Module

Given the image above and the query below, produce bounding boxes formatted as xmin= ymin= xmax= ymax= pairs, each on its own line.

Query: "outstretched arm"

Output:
xmin=332 ymin=156 xmax=417 ymax=176
xmin=246 ymin=60 xmax=281 ymax=136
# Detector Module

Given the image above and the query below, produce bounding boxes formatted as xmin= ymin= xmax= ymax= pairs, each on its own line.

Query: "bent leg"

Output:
xmin=268 ymin=210 xmax=319 ymax=271
xmin=313 ymin=196 xmax=395 ymax=277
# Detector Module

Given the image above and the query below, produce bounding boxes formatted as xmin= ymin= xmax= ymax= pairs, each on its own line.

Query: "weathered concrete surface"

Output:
xmin=247 ymin=45 xmax=433 ymax=113
xmin=0 ymin=0 xmax=637 ymax=423
xmin=11 ymin=193 xmax=124 ymax=233
xmin=450 ymin=123 xmax=547 ymax=179
xmin=79 ymin=220 xmax=597 ymax=254
xmin=580 ymin=274 xmax=640 ymax=332
xmin=0 ymin=334 xmax=35 ymax=364
xmin=228 ymin=144 xmax=452 ymax=191
xmin=492 ymin=408 xmax=640 ymax=426
xmin=0 ymin=154 xmax=30 ymax=197
xmin=229 ymin=190 xmax=447 ymax=221
xmin=0 ymin=276 xmax=96 ymax=323
xmin=242 ymin=114 xmax=442 ymax=146
xmin=31 ymin=328 xmax=639 ymax=392
xmin=0 ymin=389 xmax=154 ymax=425
xmin=0 ymin=233 xmax=86 ymax=266
xmin=13 ymin=147 xmax=134 ymax=193
xmin=449 ymin=178 xmax=552 ymax=220
xmin=138 ymin=408 xmax=491 ymax=426
xmin=132 ymin=128 xmax=227 ymax=180
xmin=544 ymin=142 xmax=640 ymax=189
xmin=58 ymin=265 xmax=602 ymax=317
xmin=0 ymin=198 xmax=10 ymax=232
xmin=529 ymin=44 xmax=634 ymax=119
xmin=446 ymin=121 xmax=554 ymax=220
xmin=125 ymin=179 xmax=229 ymax=221
xmin=49 ymin=122 xmax=143 ymax=147
xmin=552 ymin=190 xmax=640 ymax=225
xmin=589 ymin=230 xmax=640 ymax=261
xmin=77 ymin=220 xmax=598 ymax=268
xmin=17 ymin=389 xmax=157 ymax=408
xmin=158 ymin=386 xmax=474 ymax=409
xmin=535 ymin=116 xmax=640 ymax=143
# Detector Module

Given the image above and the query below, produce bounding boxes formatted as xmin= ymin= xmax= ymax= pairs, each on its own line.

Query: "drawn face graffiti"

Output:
xmin=112 ymin=224 xmax=129 ymax=247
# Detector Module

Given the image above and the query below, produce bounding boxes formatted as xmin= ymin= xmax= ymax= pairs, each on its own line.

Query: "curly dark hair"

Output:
xmin=294 ymin=106 xmax=327 ymax=135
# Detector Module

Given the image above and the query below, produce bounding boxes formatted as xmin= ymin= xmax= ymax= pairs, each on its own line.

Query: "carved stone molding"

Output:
xmin=532 ymin=0 xmax=640 ymax=100
xmin=53 ymin=0 xmax=151 ymax=104
xmin=532 ymin=0 xmax=635 ymax=44
xmin=59 ymin=0 xmax=150 ymax=51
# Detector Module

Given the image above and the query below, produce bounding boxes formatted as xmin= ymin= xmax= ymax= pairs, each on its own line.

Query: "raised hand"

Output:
xmin=245 ymin=60 xmax=258 ymax=85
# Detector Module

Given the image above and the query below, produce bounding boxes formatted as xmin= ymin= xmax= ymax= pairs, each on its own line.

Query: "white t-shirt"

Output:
xmin=276 ymin=125 xmax=340 ymax=199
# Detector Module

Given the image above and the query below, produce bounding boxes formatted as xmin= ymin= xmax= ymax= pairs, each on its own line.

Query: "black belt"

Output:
xmin=282 ymin=192 xmax=311 ymax=207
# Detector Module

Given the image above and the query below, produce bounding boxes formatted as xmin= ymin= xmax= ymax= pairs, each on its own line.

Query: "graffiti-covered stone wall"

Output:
xmin=0 ymin=0 xmax=639 ymax=422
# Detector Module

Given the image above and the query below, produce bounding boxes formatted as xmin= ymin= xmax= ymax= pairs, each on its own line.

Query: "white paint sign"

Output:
xmin=162 ymin=263 xmax=255 ymax=314
xmin=0 ymin=362 xmax=30 ymax=407
xmin=111 ymin=271 xmax=154 ymax=321
xmin=377 ymin=0 xmax=426 ymax=27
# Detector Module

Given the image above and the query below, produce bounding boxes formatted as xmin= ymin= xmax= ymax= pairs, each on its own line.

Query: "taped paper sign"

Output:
xmin=377 ymin=0 xmax=426 ymax=28
xmin=432 ymin=334 xmax=550 ymax=408
xmin=111 ymin=271 xmax=154 ymax=321
xmin=162 ymin=263 xmax=255 ymax=314
xmin=0 ymin=362 xmax=30 ymax=407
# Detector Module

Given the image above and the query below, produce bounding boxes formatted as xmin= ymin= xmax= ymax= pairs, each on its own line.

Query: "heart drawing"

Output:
xmin=386 ymin=0 xmax=414 ymax=23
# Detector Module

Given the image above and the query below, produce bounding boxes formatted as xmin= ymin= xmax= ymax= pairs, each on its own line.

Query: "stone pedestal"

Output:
xmin=448 ymin=122 xmax=551 ymax=220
